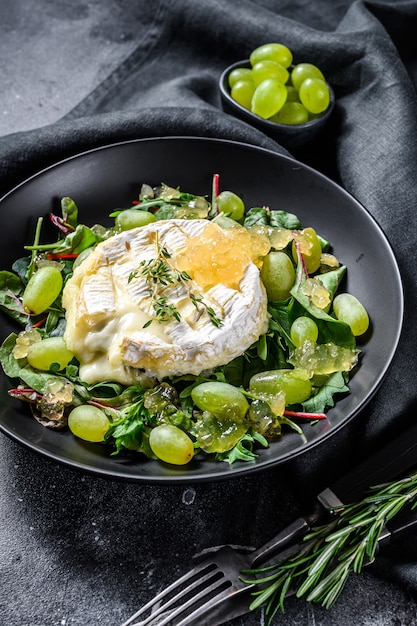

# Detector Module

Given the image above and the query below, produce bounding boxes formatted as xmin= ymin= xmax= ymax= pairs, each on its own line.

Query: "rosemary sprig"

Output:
xmin=241 ymin=471 xmax=417 ymax=625
xmin=129 ymin=233 xmax=222 ymax=328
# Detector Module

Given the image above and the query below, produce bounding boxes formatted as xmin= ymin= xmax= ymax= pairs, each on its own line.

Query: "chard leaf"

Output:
xmin=244 ymin=207 xmax=269 ymax=226
xmin=270 ymin=210 xmax=301 ymax=230
xmin=0 ymin=333 xmax=64 ymax=392
xmin=290 ymin=258 xmax=355 ymax=349
xmin=244 ymin=207 xmax=301 ymax=229
xmin=61 ymin=197 xmax=78 ymax=227
xmin=0 ymin=271 xmax=27 ymax=325
xmin=12 ymin=257 xmax=31 ymax=283
xmin=60 ymin=224 xmax=104 ymax=253
xmin=316 ymin=266 xmax=347 ymax=303
xmin=26 ymin=224 xmax=104 ymax=255
xmin=0 ymin=333 xmax=21 ymax=378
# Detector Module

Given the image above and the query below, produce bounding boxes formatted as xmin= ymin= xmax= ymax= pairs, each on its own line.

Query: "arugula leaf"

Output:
xmin=106 ymin=399 xmax=153 ymax=457
xmin=301 ymin=371 xmax=349 ymax=414
xmin=215 ymin=431 xmax=268 ymax=464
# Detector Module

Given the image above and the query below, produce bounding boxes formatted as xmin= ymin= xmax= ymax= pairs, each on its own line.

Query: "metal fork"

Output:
xmin=120 ymin=518 xmax=308 ymax=626
xmin=120 ymin=503 xmax=417 ymax=626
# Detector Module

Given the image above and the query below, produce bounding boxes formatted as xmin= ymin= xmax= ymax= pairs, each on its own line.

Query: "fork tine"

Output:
xmin=121 ymin=561 xmax=231 ymax=626
xmin=131 ymin=574 xmax=232 ymax=626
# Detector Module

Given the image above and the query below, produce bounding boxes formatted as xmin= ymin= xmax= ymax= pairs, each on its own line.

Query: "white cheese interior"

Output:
xmin=63 ymin=219 xmax=268 ymax=385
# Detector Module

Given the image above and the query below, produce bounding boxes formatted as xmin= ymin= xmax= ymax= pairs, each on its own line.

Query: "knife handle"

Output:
xmin=328 ymin=421 xmax=417 ymax=504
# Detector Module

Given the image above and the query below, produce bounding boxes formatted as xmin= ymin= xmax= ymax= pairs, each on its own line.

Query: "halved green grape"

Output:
xmin=249 ymin=369 xmax=312 ymax=405
xmin=26 ymin=336 xmax=75 ymax=371
xmin=291 ymin=63 xmax=326 ymax=90
xmin=149 ymin=424 xmax=194 ymax=465
xmin=68 ymin=405 xmax=110 ymax=442
xmin=191 ymin=381 xmax=249 ymax=421
xmin=115 ymin=208 xmax=156 ymax=231
xmin=333 ymin=293 xmax=370 ymax=336
xmin=228 ymin=67 xmax=253 ymax=88
xmin=231 ymin=79 xmax=256 ymax=110
xmin=216 ymin=191 xmax=245 ymax=221
xmin=271 ymin=102 xmax=309 ymax=125
xmin=290 ymin=316 xmax=319 ymax=347
xmin=22 ymin=266 xmax=63 ymax=315
xmin=299 ymin=78 xmax=330 ymax=114
xmin=250 ymin=43 xmax=293 ymax=68
xmin=251 ymin=60 xmax=289 ymax=86
xmin=251 ymin=78 xmax=287 ymax=119
xmin=260 ymin=251 xmax=295 ymax=301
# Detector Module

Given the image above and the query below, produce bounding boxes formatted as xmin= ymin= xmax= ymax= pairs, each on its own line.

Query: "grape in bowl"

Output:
xmin=219 ymin=55 xmax=335 ymax=151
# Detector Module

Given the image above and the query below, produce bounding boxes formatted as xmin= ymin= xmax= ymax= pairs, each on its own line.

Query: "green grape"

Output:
xmin=149 ymin=424 xmax=194 ymax=465
xmin=26 ymin=336 xmax=75 ymax=371
xmin=291 ymin=63 xmax=326 ymax=90
xmin=22 ymin=266 xmax=63 ymax=315
xmin=290 ymin=316 xmax=319 ymax=347
xmin=231 ymin=79 xmax=256 ymax=110
xmin=260 ymin=251 xmax=295 ymax=301
xmin=251 ymin=78 xmax=287 ymax=119
xmin=73 ymin=247 xmax=94 ymax=270
xmin=228 ymin=67 xmax=253 ymax=88
xmin=249 ymin=369 xmax=312 ymax=405
xmin=333 ymin=293 xmax=370 ymax=336
xmin=285 ymin=85 xmax=300 ymax=102
xmin=191 ymin=381 xmax=249 ymax=422
xmin=251 ymin=60 xmax=289 ymax=86
xmin=216 ymin=191 xmax=245 ymax=221
xmin=271 ymin=102 xmax=309 ymax=125
xmin=250 ymin=43 xmax=293 ymax=68
xmin=115 ymin=208 xmax=156 ymax=231
xmin=292 ymin=227 xmax=322 ymax=273
xmin=68 ymin=405 xmax=110 ymax=443
xmin=299 ymin=78 xmax=330 ymax=114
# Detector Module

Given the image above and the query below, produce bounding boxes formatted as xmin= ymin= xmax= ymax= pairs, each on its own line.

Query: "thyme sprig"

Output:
xmin=128 ymin=233 xmax=222 ymax=328
xmin=242 ymin=471 xmax=417 ymax=625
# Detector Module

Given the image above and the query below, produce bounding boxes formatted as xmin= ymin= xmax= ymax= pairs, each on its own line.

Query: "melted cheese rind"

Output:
xmin=63 ymin=219 xmax=268 ymax=385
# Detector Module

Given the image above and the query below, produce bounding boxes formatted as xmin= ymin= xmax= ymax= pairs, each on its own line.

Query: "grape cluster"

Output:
xmin=228 ymin=43 xmax=331 ymax=125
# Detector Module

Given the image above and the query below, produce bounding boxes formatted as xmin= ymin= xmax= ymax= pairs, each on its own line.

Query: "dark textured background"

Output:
xmin=1 ymin=1 xmax=417 ymax=624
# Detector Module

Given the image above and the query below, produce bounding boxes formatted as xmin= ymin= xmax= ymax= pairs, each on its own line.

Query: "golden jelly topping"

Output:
xmin=176 ymin=222 xmax=270 ymax=289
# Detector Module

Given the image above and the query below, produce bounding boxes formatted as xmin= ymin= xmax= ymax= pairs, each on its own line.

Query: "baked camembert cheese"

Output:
xmin=63 ymin=219 xmax=269 ymax=385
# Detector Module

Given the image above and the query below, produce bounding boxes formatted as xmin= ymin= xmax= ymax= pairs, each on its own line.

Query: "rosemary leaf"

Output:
xmin=243 ymin=467 xmax=417 ymax=619
xmin=305 ymin=535 xmax=346 ymax=578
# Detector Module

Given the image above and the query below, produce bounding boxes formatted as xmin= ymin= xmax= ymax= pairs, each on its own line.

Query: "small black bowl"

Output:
xmin=219 ymin=59 xmax=335 ymax=151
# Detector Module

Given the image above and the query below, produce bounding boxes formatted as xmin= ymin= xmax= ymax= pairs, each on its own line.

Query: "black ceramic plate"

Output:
xmin=0 ymin=137 xmax=403 ymax=483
